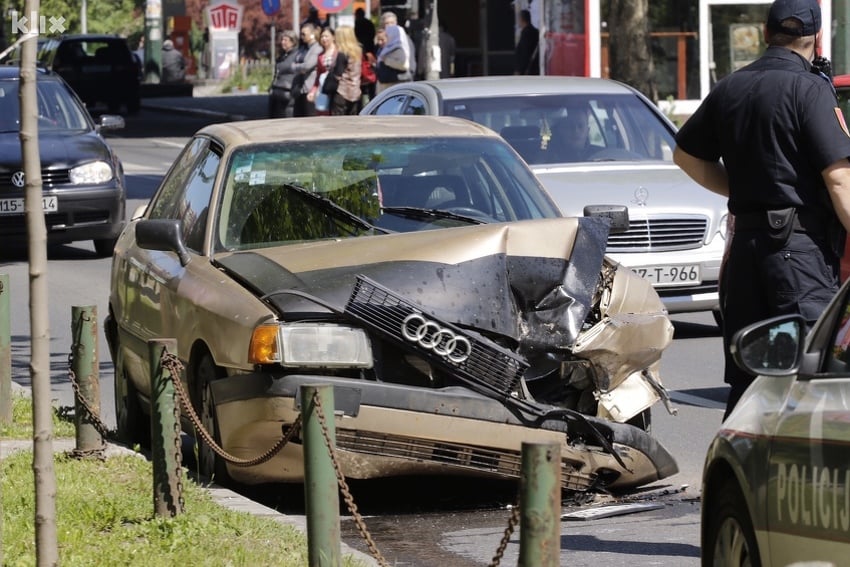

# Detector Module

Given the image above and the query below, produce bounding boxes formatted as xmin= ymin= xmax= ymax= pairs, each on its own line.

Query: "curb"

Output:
xmin=140 ymin=101 xmax=249 ymax=122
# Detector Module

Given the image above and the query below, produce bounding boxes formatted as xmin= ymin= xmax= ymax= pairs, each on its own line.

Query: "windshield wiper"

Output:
xmin=283 ymin=183 xmax=389 ymax=235
xmin=380 ymin=206 xmax=485 ymax=225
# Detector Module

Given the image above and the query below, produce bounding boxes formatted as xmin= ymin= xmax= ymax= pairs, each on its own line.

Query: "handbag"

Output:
xmin=361 ymin=52 xmax=377 ymax=85
xmin=322 ymin=52 xmax=346 ymax=95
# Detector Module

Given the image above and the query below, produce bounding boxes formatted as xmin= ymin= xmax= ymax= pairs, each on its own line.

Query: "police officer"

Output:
xmin=674 ymin=0 xmax=850 ymax=419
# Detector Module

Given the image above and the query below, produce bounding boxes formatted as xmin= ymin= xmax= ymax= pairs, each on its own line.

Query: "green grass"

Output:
xmin=1 ymin=395 xmax=368 ymax=566
xmin=0 ymin=393 xmax=75 ymax=439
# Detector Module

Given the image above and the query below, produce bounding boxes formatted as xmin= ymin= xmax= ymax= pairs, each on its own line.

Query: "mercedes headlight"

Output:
xmin=69 ymin=161 xmax=113 ymax=184
xmin=249 ymin=323 xmax=373 ymax=368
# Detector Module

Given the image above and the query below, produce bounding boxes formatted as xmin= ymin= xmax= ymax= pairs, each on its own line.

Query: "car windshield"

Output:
xmin=0 ymin=79 xmax=90 ymax=133
xmin=215 ymin=136 xmax=559 ymax=251
xmin=442 ymin=94 xmax=677 ymax=166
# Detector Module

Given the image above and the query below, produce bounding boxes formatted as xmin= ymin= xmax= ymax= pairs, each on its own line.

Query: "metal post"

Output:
xmin=144 ymin=0 xmax=163 ymax=83
xmin=518 ymin=442 xmax=561 ymax=567
xmin=149 ymin=338 xmax=183 ymax=517
xmin=301 ymin=383 xmax=341 ymax=567
xmin=0 ymin=274 xmax=10 ymax=424
xmin=70 ymin=305 xmax=103 ymax=454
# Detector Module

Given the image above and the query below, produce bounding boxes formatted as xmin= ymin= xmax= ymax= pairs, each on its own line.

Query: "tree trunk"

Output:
xmin=607 ymin=0 xmax=658 ymax=102
xmin=21 ymin=0 xmax=59 ymax=561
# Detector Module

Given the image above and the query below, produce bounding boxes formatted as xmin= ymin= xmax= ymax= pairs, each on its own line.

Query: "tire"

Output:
xmin=703 ymin=477 xmax=761 ymax=567
xmin=114 ymin=352 xmax=150 ymax=447
xmin=193 ymin=352 xmax=230 ymax=485
xmin=126 ymin=96 xmax=141 ymax=115
xmin=93 ymin=237 xmax=117 ymax=257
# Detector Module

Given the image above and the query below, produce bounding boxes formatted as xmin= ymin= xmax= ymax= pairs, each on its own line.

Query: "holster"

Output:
xmin=765 ymin=207 xmax=797 ymax=247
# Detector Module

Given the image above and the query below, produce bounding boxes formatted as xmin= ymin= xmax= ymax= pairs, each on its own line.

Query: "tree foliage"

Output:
xmin=8 ymin=0 xmax=143 ymax=38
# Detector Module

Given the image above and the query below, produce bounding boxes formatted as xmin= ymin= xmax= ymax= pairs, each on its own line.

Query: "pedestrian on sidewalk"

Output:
xmin=291 ymin=23 xmax=322 ymax=117
xmin=161 ymin=39 xmax=186 ymax=84
xmin=269 ymin=29 xmax=299 ymax=118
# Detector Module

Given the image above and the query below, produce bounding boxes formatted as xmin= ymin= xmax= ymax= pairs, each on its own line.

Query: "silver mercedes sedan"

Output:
xmin=362 ymin=76 xmax=729 ymax=319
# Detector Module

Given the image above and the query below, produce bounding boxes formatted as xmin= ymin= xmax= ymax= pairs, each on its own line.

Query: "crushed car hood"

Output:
xmin=531 ymin=163 xmax=724 ymax=217
xmin=215 ymin=217 xmax=609 ymax=351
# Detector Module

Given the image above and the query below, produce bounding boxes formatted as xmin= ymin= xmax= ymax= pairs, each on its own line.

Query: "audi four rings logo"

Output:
xmin=11 ymin=171 xmax=25 ymax=188
xmin=401 ymin=313 xmax=472 ymax=363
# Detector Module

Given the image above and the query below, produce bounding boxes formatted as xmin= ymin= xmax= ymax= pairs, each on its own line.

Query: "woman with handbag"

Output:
xmin=306 ymin=27 xmax=339 ymax=115
xmin=330 ymin=26 xmax=362 ymax=115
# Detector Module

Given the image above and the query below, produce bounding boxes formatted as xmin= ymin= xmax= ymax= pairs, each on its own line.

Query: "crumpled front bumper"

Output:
xmin=208 ymin=373 xmax=678 ymax=489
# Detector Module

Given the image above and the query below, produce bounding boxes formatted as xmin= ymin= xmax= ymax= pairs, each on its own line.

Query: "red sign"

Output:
xmin=206 ymin=0 xmax=243 ymax=31
xmin=310 ymin=0 xmax=352 ymax=15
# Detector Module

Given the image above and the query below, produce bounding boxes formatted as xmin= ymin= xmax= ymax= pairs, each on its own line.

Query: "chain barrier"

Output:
xmin=66 ymin=354 xmax=113 ymax=441
xmin=488 ymin=503 xmax=520 ymax=567
xmin=161 ymin=351 xmax=300 ymax=467
xmin=311 ymin=391 xmax=390 ymax=567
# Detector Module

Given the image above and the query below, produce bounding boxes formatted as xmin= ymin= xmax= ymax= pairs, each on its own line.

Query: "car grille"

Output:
xmin=0 ymin=168 xmax=71 ymax=188
xmin=607 ymin=215 xmax=709 ymax=252
xmin=344 ymin=275 xmax=527 ymax=400
xmin=335 ymin=428 xmax=596 ymax=491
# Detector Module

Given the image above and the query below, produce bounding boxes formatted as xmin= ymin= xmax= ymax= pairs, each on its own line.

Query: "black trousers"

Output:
xmin=293 ymin=93 xmax=316 ymax=117
xmin=268 ymin=88 xmax=293 ymax=118
xmin=720 ymin=229 xmax=839 ymax=418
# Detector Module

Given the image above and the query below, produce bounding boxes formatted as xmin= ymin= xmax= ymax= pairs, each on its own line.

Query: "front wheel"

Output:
xmin=193 ymin=352 xmax=230 ymax=485
xmin=703 ymin=477 xmax=761 ymax=567
xmin=114 ymin=351 xmax=150 ymax=447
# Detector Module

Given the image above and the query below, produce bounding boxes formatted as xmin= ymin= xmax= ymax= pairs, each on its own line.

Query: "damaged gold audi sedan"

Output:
xmin=106 ymin=115 xmax=678 ymax=493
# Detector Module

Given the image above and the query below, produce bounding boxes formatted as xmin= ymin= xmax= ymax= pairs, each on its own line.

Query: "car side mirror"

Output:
xmin=730 ymin=314 xmax=805 ymax=376
xmin=583 ymin=204 xmax=629 ymax=235
xmin=135 ymin=219 xmax=191 ymax=266
xmin=97 ymin=114 xmax=125 ymax=131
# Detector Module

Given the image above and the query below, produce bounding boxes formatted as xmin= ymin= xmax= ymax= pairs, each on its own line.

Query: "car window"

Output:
xmin=179 ymin=149 xmax=221 ymax=253
xmin=215 ymin=137 xmax=558 ymax=251
xmin=371 ymin=94 xmax=408 ymax=115
xmin=443 ymin=94 xmax=677 ymax=166
xmin=0 ymin=78 xmax=91 ymax=132
xmin=147 ymin=137 xmax=210 ymax=220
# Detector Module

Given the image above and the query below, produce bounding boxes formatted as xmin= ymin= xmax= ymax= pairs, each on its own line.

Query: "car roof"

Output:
xmin=397 ymin=75 xmax=640 ymax=99
xmin=0 ymin=66 xmax=55 ymax=80
xmin=197 ymin=115 xmax=502 ymax=146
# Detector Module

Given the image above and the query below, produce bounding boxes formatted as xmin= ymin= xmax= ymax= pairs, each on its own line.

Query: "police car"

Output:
xmin=701 ymin=273 xmax=850 ymax=565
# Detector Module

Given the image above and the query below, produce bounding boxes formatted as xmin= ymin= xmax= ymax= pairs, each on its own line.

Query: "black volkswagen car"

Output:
xmin=0 ymin=66 xmax=127 ymax=256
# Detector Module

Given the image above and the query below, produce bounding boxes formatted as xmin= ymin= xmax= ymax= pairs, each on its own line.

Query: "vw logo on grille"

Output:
xmin=11 ymin=171 xmax=25 ymax=188
xmin=401 ymin=313 xmax=472 ymax=363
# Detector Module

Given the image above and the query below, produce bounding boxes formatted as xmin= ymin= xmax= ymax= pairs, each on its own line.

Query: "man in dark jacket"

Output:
xmin=161 ymin=39 xmax=186 ymax=83
xmin=514 ymin=9 xmax=539 ymax=75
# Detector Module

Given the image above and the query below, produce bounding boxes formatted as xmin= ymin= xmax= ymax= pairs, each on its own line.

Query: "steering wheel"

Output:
xmin=444 ymin=207 xmax=497 ymax=222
